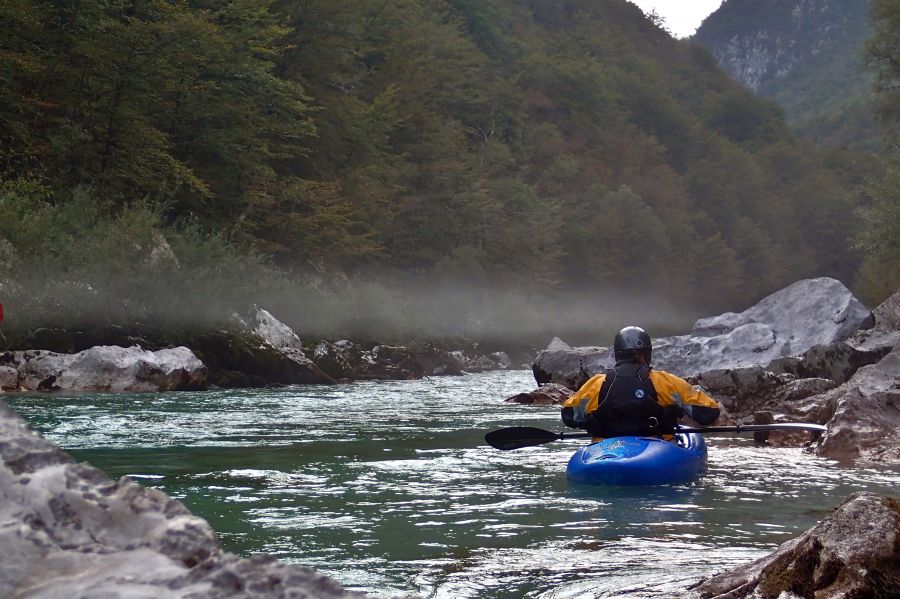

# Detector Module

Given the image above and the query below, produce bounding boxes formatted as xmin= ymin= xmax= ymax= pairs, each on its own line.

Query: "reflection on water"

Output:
xmin=7 ymin=371 xmax=899 ymax=598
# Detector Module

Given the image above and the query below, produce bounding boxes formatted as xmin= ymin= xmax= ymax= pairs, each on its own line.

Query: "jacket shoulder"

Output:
xmin=649 ymin=369 xmax=685 ymax=383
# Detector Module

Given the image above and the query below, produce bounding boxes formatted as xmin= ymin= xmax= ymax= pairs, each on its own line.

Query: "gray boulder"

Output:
xmin=403 ymin=343 xmax=465 ymax=376
xmin=690 ymin=366 xmax=779 ymax=414
xmin=768 ymin=332 xmax=897 ymax=386
xmin=815 ymin=342 xmax=900 ymax=465
xmin=357 ymin=345 xmax=424 ymax=380
xmin=312 ymin=340 xmax=357 ymax=380
xmin=729 ymin=339 xmax=900 ymax=463
xmin=251 ymin=307 xmax=304 ymax=351
xmin=533 ymin=278 xmax=872 ymax=386
xmin=0 ymin=399 xmax=365 ymax=598
xmin=0 ymin=365 xmax=17 ymax=390
xmin=449 ymin=349 xmax=512 ymax=373
xmin=6 ymin=346 xmax=208 ymax=392
xmin=689 ymin=492 xmax=900 ymax=598
xmin=188 ymin=330 xmax=336 ymax=387
xmin=240 ymin=308 xmax=335 ymax=385
xmin=871 ymin=288 xmax=900 ymax=330
xmin=692 ymin=277 xmax=870 ymax=345
xmin=532 ymin=337 xmax=596 ymax=389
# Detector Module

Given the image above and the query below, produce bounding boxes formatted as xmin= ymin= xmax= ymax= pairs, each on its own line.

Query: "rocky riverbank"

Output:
xmin=0 ymin=308 xmax=517 ymax=392
xmin=688 ymin=491 xmax=900 ymax=598
xmin=0 ymin=399 xmax=368 ymax=598
xmin=517 ymin=278 xmax=900 ymax=467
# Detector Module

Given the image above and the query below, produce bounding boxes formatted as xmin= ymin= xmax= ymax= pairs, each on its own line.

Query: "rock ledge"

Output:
xmin=690 ymin=491 xmax=900 ymax=598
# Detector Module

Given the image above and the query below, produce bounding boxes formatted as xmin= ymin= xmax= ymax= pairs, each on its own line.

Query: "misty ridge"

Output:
xmin=2 ymin=257 xmax=700 ymax=351
xmin=264 ymin=276 xmax=702 ymax=348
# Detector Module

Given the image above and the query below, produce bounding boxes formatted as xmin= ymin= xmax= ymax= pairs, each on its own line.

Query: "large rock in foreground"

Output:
xmin=2 ymin=345 xmax=208 ymax=392
xmin=534 ymin=278 xmax=871 ymax=387
xmin=690 ymin=492 xmax=900 ymax=598
xmin=0 ymin=399 xmax=365 ymax=598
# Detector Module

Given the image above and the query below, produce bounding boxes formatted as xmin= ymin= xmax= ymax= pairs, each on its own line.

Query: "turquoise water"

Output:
xmin=7 ymin=370 xmax=899 ymax=598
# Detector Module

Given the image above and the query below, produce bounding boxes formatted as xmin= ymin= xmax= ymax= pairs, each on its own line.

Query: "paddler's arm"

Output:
xmin=649 ymin=371 xmax=720 ymax=425
xmin=560 ymin=374 xmax=606 ymax=429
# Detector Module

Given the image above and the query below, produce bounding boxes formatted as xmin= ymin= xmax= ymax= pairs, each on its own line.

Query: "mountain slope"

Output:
xmin=0 ymin=0 xmax=872 ymax=337
xmin=693 ymin=0 xmax=878 ymax=147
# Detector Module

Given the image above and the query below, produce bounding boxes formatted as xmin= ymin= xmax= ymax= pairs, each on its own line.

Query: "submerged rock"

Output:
xmin=4 ymin=345 xmax=208 ymax=392
xmin=0 ymin=399 xmax=365 ymax=598
xmin=505 ymin=383 xmax=573 ymax=405
xmin=690 ymin=492 xmax=900 ymax=599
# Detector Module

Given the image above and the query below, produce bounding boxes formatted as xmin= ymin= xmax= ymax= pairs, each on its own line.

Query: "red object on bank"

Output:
xmin=0 ymin=302 xmax=4 ymax=322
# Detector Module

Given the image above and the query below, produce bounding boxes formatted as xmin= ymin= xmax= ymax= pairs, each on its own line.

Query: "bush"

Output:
xmin=0 ymin=179 xmax=276 ymax=334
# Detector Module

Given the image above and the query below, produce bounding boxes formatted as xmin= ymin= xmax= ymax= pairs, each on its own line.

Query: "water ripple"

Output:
xmin=6 ymin=370 xmax=898 ymax=598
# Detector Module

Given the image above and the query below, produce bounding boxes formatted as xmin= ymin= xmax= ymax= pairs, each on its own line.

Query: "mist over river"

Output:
xmin=7 ymin=370 xmax=899 ymax=598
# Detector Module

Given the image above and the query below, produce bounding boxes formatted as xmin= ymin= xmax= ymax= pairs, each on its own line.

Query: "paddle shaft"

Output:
xmin=484 ymin=423 xmax=826 ymax=450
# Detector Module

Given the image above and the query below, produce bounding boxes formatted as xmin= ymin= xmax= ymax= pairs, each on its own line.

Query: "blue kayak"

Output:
xmin=566 ymin=432 xmax=707 ymax=486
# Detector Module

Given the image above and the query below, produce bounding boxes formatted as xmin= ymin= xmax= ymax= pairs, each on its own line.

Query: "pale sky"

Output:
xmin=630 ymin=0 xmax=724 ymax=38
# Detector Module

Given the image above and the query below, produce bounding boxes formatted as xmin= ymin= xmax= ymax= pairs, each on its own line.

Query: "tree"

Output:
xmin=866 ymin=0 xmax=900 ymax=138
xmin=856 ymin=0 xmax=900 ymax=302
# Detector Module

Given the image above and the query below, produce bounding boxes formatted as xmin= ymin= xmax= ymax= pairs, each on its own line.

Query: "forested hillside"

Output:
xmin=694 ymin=0 xmax=878 ymax=148
xmin=0 ymin=0 xmax=882 ymax=343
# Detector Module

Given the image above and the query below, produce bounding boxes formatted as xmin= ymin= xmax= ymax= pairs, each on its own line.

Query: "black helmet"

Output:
xmin=613 ymin=326 xmax=652 ymax=362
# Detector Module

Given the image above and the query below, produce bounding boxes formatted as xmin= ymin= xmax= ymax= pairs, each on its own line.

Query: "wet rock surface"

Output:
xmin=690 ymin=492 xmax=900 ymax=599
xmin=0 ymin=399 xmax=367 ymax=598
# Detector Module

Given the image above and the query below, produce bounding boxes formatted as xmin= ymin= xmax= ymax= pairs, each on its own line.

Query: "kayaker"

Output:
xmin=561 ymin=326 xmax=720 ymax=439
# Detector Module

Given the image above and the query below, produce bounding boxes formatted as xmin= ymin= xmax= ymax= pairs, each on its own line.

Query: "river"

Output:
xmin=7 ymin=370 xmax=899 ymax=598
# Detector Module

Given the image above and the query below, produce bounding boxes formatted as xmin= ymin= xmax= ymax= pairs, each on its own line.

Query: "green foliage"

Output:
xmin=854 ymin=159 xmax=900 ymax=303
xmin=694 ymin=0 xmax=878 ymax=149
xmin=867 ymin=0 xmax=900 ymax=142
xmin=857 ymin=0 xmax=900 ymax=303
xmin=704 ymin=91 xmax=789 ymax=148
xmin=0 ymin=178 xmax=273 ymax=331
xmin=0 ymin=0 xmax=880 ymax=337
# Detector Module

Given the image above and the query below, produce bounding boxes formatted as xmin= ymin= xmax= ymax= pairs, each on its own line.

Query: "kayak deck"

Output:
xmin=566 ymin=432 xmax=707 ymax=486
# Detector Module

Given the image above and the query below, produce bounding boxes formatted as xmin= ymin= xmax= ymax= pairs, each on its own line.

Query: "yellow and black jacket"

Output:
xmin=561 ymin=362 xmax=720 ymax=439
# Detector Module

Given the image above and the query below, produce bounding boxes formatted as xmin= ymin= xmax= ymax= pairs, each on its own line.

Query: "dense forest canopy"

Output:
xmin=0 ymin=0 xmax=892 ymax=344
xmin=856 ymin=0 xmax=900 ymax=302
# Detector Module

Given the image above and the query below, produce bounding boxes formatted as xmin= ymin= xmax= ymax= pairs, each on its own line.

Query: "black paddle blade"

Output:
xmin=484 ymin=426 xmax=562 ymax=451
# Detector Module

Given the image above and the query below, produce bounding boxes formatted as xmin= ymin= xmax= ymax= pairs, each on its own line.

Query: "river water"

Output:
xmin=7 ymin=370 xmax=899 ymax=598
